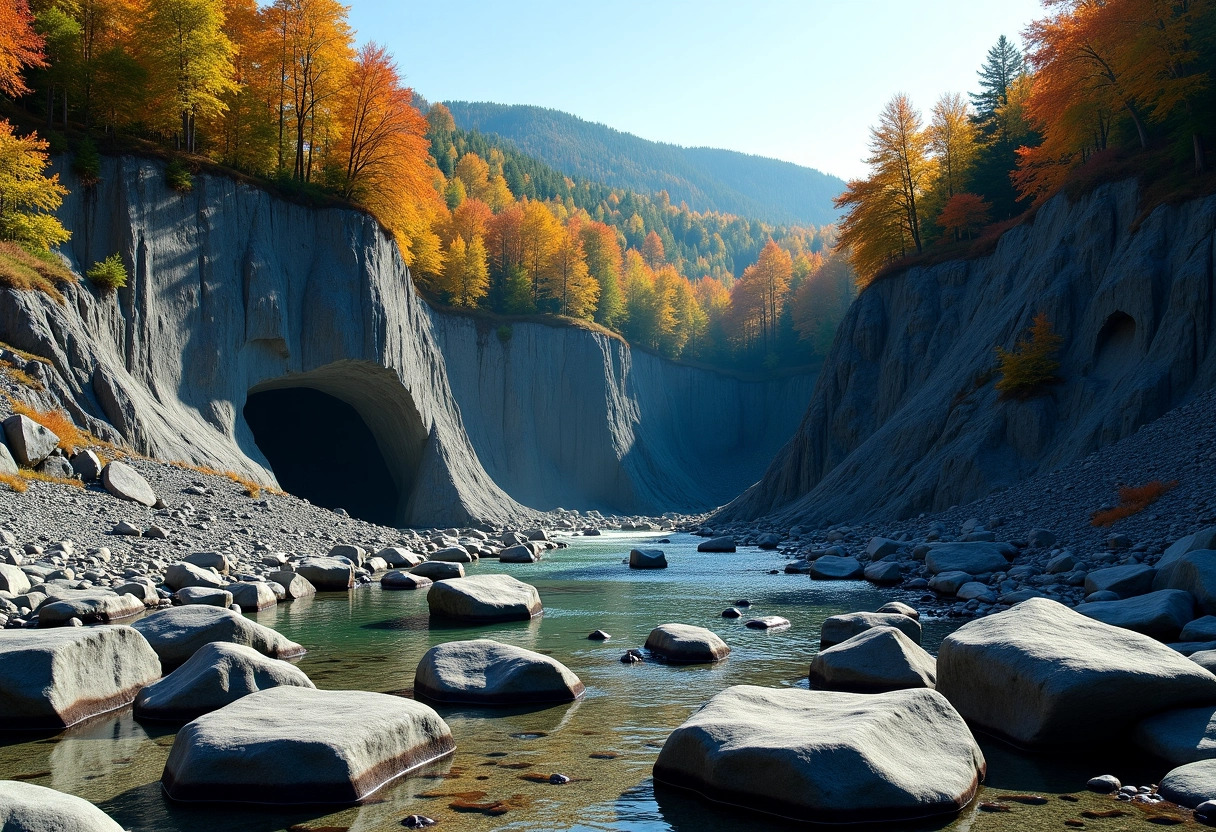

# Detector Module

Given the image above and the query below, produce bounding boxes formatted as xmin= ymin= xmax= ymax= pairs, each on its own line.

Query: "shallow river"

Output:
xmin=0 ymin=532 xmax=1186 ymax=830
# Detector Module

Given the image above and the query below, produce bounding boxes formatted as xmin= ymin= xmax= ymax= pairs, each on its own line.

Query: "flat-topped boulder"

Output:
xmin=697 ymin=537 xmax=736 ymax=553
xmin=38 ymin=592 xmax=145 ymax=627
xmin=0 ymin=780 xmax=125 ymax=831
xmin=937 ymin=598 xmax=1216 ymax=748
xmin=0 ymin=626 xmax=161 ymax=730
xmin=809 ymin=555 xmax=863 ymax=580
xmin=1084 ymin=563 xmax=1156 ymax=598
xmin=1156 ymin=550 xmax=1216 ymax=615
xmin=427 ymin=574 xmax=541 ymax=623
xmin=132 ymin=605 xmax=304 ymax=668
xmin=431 ymin=546 xmax=474 ymax=563
xmin=164 ymin=562 xmax=225 ymax=592
xmin=629 ymin=549 xmax=667 ymax=569
xmin=135 ymin=642 xmax=314 ymax=722
xmin=227 ymin=581 xmax=277 ymax=612
xmin=414 ymin=639 xmax=584 ymax=705
xmin=821 ymin=611 xmax=922 ymax=648
xmin=645 ymin=623 xmax=730 ymax=664
xmin=162 ymin=687 xmax=455 ymax=804
xmin=410 ymin=561 xmax=464 ymax=581
xmin=381 ymin=570 xmax=432 ymax=590
xmin=810 ymin=626 xmax=937 ymax=693
xmin=183 ymin=552 xmax=230 ymax=574
xmin=924 ymin=542 xmax=1013 ymax=576
xmin=100 ymin=460 xmax=157 ymax=506
xmin=1159 ymin=759 xmax=1216 ymax=808
xmin=1075 ymin=589 xmax=1195 ymax=640
xmin=175 ymin=587 xmax=233 ymax=607
xmin=652 ymin=685 xmax=985 ymax=824
xmin=2 ymin=414 xmax=59 ymax=467
xmin=295 ymin=557 xmax=354 ymax=591
xmin=377 ymin=547 xmax=425 ymax=568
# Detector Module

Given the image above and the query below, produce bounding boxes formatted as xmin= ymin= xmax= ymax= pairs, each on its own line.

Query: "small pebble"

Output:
xmin=401 ymin=815 xmax=436 ymax=828
xmin=587 ymin=629 xmax=611 ymax=640
xmin=549 ymin=773 xmax=570 ymax=785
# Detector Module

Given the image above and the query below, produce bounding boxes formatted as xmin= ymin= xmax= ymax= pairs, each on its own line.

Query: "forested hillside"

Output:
xmin=443 ymin=102 xmax=846 ymax=227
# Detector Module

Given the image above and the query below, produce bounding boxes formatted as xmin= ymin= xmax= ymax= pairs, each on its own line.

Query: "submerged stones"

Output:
xmin=0 ymin=626 xmax=161 ymax=730
xmin=697 ymin=536 xmax=736 ymax=553
xmin=629 ymin=549 xmax=667 ymax=569
xmin=132 ymin=605 xmax=305 ymax=668
xmin=135 ymin=642 xmax=314 ymax=722
xmin=381 ymin=570 xmax=432 ymax=590
xmin=644 ymin=623 xmax=730 ymax=664
xmin=0 ymin=781 xmax=125 ymax=831
xmin=744 ymin=616 xmax=790 ymax=630
xmin=161 ymin=687 xmax=456 ymax=804
xmin=427 ymin=574 xmax=542 ymax=623
xmin=413 ymin=639 xmax=584 ymax=705
xmin=810 ymin=626 xmax=937 ymax=693
xmin=652 ymin=685 xmax=985 ymax=824
xmin=936 ymin=598 xmax=1216 ymax=748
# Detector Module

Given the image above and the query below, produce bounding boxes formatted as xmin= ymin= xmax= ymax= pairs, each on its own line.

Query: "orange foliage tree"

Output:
xmin=0 ymin=0 xmax=46 ymax=96
xmin=938 ymin=192 xmax=991 ymax=241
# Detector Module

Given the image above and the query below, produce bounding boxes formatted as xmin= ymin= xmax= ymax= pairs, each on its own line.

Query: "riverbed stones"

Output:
xmin=0 ymin=780 xmax=125 ymax=831
xmin=0 ymin=626 xmax=161 ymax=729
xmin=377 ymin=547 xmax=425 ymax=568
xmin=645 ymin=623 xmax=730 ymax=664
xmin=175 ymin=587 xmax=233 ymax=607
xmin=864 ymin=560 xmax=903 ymax=584
xmin=431 ymin=546 xmax=474 ymax=564
xmin=268 ymin=570 xmax=316 ymax=600
xmin=697 ymin=536 xmax=736 ymax=553
xmin=499 ymin=544 xmax=539 ymax=563
xmin=135 ymin=642 xmax=314 ymax=722
xmin=1084 ymin=563 xmax=1156 ymax=598
xmin=629 ymin=549 xmax=667 ymax=569
xmin=1156 ymin=551 xmax=1216 ymax=615
xmin=164 ymin=562 xmax=226 ymax=592
xmin=100 ymin=461 xmax=156 ymax=506
xmin=295 ymin=557 xmax=355 ymax=591
xmin=38 ymin=592 xmax=144 ymax=627
xmin=2 ymin=414 xmax=58 ymax=467
xmin=936 ymin=598 xmax=1216 ymax=748
xmin=328 ymin=544 xmax=365 ymax=565
xmin=1158 ymin=760 xmax=1216 ymax=808
xmin=427 ymin=574 xmax=542 ymax=623
xmin=820 ymin=611 xmax=922 ymax=648
xmin=1075 ymin=589 xmax=1195 ymax=640
xmin=1135 ymin=705 xmax=1216 ymax=765
xmin=413 ymin=639 xmax=584 ymax=705
xmin=745 ymin=616 xmax=790 ymax=630
xmin=878 ymin=601 xmax=920 ymax=620
xmin=161 ymin=687 xmax=456 ymax=804
xmin=410 ymin=561 xmax=464 ymax=581
xmin=381 ymin=570 xmax=432 ymax=590
xmin=132 ymin=605 xmax=304 ymax=667
xmin=0 ymin=563 xmax=30 ymax=594
xmin=810 ymin=626 xmax=937 ymax=693
xmin=652 ymin=685 xmax=985 ymax=823
xmin=924 ymin=542 xmax=1013 ymax=576
xmin=227 ymin=581 xmax=277 ymax=612
xmin=809 ymin=555 xmax=863 ymax=580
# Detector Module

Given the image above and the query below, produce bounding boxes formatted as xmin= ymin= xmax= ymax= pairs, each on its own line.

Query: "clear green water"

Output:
xmin=0 ymin=532 xmax=1185 ymax=830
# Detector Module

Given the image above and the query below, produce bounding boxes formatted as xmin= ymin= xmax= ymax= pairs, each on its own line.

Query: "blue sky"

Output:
xmin=348 ymin=0 xmax=1045 ymax=180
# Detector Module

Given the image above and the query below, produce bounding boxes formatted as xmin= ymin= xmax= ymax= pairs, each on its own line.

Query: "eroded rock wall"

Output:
xmin=717 ymin=181 xmax=1216 ymax=526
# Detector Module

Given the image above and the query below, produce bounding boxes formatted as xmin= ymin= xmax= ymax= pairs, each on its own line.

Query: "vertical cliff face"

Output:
xmin=432 ymin=314 xmax=815 ymax=514
xmin=717 ymin=181 xmax=1216 ymax=526
xmin=0 ymin=156 xmax=812 ymax=524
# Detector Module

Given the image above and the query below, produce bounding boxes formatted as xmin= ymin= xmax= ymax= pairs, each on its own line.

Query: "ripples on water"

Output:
xmin=0 ymin=532 xmax=1180 ymax=830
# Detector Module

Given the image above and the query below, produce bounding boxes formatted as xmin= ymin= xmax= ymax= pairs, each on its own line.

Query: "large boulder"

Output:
xmin=499 ymin=544 xmax=539 ymax=564
xmin=1135 ymin=706 xmax=1216 ymax=765
xmin=380 ymin=570 xmax=432 ymax=590
xmin=645 ymin=623 xmax=730 ymax=664
xmin=268 ymin=570 xmax=316 ymax=600
xmin=38 ymin=592 xmax=144 ymax=627
xmin=164 ymin=562 xmax=226 ymax=592
xmin=936 ymin=598 xmax=1216 ymax=748
xmin=1160 ymin=529 xmax=1216 ymax=571
xmin=175 ymin=587 xmax=233 ymax=607
xmin=0 ymin=563 xmax=31 ymax=594
xmin=810 ymin=626 xmax=937 ymax=693
xmin=1158 ymin=760 xmax=1216 ymax=808
xmin=0 ymin=626 xmax=161 ymax=730
xmin=2 ymin=414 xmax=58 ymax=466
xmin=0 ymin=440 xmax=18 ymax=476
xmin=1074 ymin=589 xmax=1195 ymax=640
xmin=821 ymin=611 xmax=922 ymax=648
xmin=697 ymin=536 xmax=736 ymax=553
xmin=629 ymin=549 xmax=667 ymax=569
xmin=427 ymin=574 xmax=541 ymax=623
xmin=652 ymin=685 xmax=985 ymax=823
xmin=809 ymin=556 xmax=863 ymax=580
xmin=414 ymin=639 xmax=584 ymax=705
xmin=227 ymin=581 xmax=277 ymax=612
xmin=431 ymin=546 xmax=474 ymax=564
xmin=924 ymin=542 xmax=1013 ymax=576
xmin=0 ymin=780 xmax=125 ymax=831
xmin=377 ymin=547 xmax=425 ymax=568
xmin=410 ymin=561 xmax=464 ymax=581
xmin=99 ymin=461 xmax=156 ymax=506
xmin=162 ymin=687 xmax=455 ymax=804
xmin=1084 ymin=563 xmax=1156 ymax=597
xmin=132 ymin=605 xmax=304 ymax=667
xmin=295 ymin=557 xmax=354 ymax=591
xmin=135 ymin=642 xmax=314 ymax=722
xmin=1156 ymin=550 xmax=1216 ymax=615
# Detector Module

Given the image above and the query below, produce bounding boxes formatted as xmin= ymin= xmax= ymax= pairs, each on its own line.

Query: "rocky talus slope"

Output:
xmin=718 ymin=181 xmax=1216 ymax=527
xmin=0 ymin=156 xmax=809 ymax=525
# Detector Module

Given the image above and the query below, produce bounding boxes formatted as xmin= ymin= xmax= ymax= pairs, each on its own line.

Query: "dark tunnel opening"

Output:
xmin=243 ymin=387 xmax=402 ymax=526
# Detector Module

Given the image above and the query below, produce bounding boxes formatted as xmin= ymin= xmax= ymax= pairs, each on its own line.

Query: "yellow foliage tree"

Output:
xmin=0 ymin=119 xmax=70 ymax=251
xmin=995 ymin=311 xmax=1064 ymax=397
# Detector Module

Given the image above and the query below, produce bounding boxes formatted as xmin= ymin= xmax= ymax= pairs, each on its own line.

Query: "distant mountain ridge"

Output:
xmin=443 ymin=102 xmax=845 ymax=227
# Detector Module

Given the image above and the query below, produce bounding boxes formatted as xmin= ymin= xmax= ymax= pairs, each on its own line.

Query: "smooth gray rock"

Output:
xmin=268 ymin=570 xmax=316 ymax=600
xmin=183 ymin=552 xmax=230 ymax=574
xmin=70 ymin=449 xmax=103 ymax=481
xmin=0 ymin=780 xmax=125 ymax=831
xmin=1192 ymin=650 xmax=1216 ymax=675
xmin=499 ymin=544 xmax=538 ymax=564
xmin=2 ymin=414 xmax=58 ymax=466
xmin=1075 ymin=589 xmax=1195 ymax=640
xmin=116 ymin=581 xmax=159 ymax=606
xmin=132 ymin=605 xmax=304 ymax=667
xmin=1159 ymin=759 xmax=1216 ymax=808
xmin=227 ymin=581 xmax=277 ymax=612
xmin=414 ymin=639 xmax=584 ymax=705
xmin=99 ymin=461 xmax=156 ymax=506
xmin=175 ymin=586 xmax=233 ymax=607
xmin=0 ymin=563 xmax=31 ymax=594
xmin=652 ymin=685 xmax=985 ymax=823
xmin=645 ymin=623 xmax=730 ymax=664
xmin=328 ymin=544 xmax=366 ymax=566
xmin=295 ymin=557 xmax=354 ymax=591
xmin=936 ymin=598 xmax=1216 ymax=748
xmin=924 ymin=543 xmax=1013 ymax=576
xmin=431 ymin=546 xmax=474 ymax=564
xmin=929 ymin=571 xmax=973 ymax=595
xmin=1184 ymin=617 xmax=1216 ymax=643
xmin=1084 ymin=563 xmax=1156 ymax=598
xmin=878 ymin=601 xmax=920 ymax=620
xmin=381 ymin=570 xmax=432 ymax=590
xmin=821 ymin=611 xmax=922 ymax=648
xmin=697 ymin=536 xmax=736 ymax=553
xmin=629 ymin=548 xmax=667 ymax=569
xmin=427 ymin=574 xmax=541 ymax=623
xmin=37 ymin=455 xmax=75 ymax=479
xmin=866 ymin=537 xmax=901 ymax=560
xmin=38 ymin=592 xmax=144 ymax=626
xmin=161 ymin=687 xmax=455 ymax=804
xmin=756 ymin=533 xmax=781 ymax=549
xmin=0 ymin=439 xmax=17 ymax=476
xmin=956 ymin=582 xmax=997 ymax=603
xmin=1135 ymin=705 xmax=1216 ymax=765
xmin=135 ymin=641 xmax=314 ymax=721
xmin=745 ymin=616 xmax=790 ymax=630
xmin=377 ymin=547 xmax=425 ymax=568
xmin=1156 ymin=550 xmax=1216 ymax=615
xmin=410 ymin=561 xmax=463 ymax=581
xmin=810 ymin=626 xmax=937 ymax=692
xmin=864 ymin=560 xmax=902 ymax=584
xmin=164 ymin=562 xmax=225 ymax=592
xmin=0 ymin=626 xmax=161 ymax=729
xmin=809 ymin=555 xmax=863 ymax=580
xmin=1160 ymin=529 xmax=1216 ymax=571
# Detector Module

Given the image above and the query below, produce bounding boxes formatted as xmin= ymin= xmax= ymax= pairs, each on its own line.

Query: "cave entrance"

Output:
xmin=242 ymin=362 xmax=429 ymax=527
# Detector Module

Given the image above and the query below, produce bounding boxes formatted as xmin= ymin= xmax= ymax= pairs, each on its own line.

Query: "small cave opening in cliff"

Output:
xmin=244 ymin=388 xmax=400 ymax=525
xmin=1093 ymin=311 xmax=1139 ymax=379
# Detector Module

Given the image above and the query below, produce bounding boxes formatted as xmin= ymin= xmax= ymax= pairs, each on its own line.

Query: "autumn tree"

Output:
xmin=441 ymin=233 xmax=489 ymax=307
xmin=519 ymin=198 xmax=561 ymax=302
xmin=925 ymin=91 xmax=977 ymax=229
xmin=0 ymin=0 xmax=46 ymax=96
xmin=750 ymin=239 xmax=792 ymax=352
xmin=579 ymin=219 xmax=624 ymax=327
xmin=541 ymin=221 xmax=599 ymax=319
xmin=641 ymin=229 xmax=665 ymax=268
xmin=791 ymin=251 xmax=855 ymax=356
xmin=214 ymin=0 xmax=276 ymax=172
xmin=996 ymin=311 xmax=1063 ymax=397
xmin=0 ymin=119 xmax=70 ymax=250
xmin=33 ymin=5 xmax=80 ymax=129
xmin=938 ymin=192 xmax=991 ymax=241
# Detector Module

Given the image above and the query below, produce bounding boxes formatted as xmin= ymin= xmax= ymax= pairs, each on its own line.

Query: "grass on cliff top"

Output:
xmin=0 ymin=242 xmax=75 ymax=304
